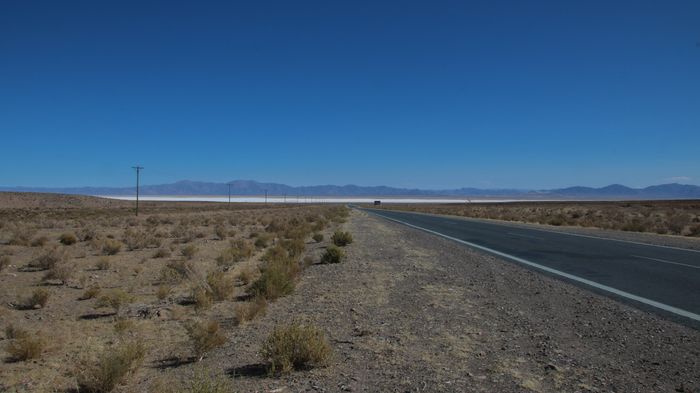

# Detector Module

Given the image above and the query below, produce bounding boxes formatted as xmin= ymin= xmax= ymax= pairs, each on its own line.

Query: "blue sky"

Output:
xmin=1 ymin=1 xmax=698 ymax=189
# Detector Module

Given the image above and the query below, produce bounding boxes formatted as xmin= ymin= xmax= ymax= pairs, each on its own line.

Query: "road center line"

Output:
xmin=631 ymin=255 xmax=700 ymax=270
xmin=366 ymin=209 xmax=700 ymax=323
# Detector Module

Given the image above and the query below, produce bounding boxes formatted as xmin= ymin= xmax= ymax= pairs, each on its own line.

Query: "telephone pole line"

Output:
xmin=264 ymin=189 xmax=268 ymax=204
xmin=132 ymin=166 xmax=144 ymax=216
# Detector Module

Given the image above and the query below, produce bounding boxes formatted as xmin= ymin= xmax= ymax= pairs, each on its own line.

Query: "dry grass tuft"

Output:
xmin=234 ymin=297 xmax=267 ymax=325
xmin=185 ymin=320 xmax=226 ymax=361
xmin=59 ymin=232 xmax=78 ymax=245
xmin=181 ymin=244 xmax=199 ymax=260
xmin=206 ymin=271 xmax=234 ymax=301
xmin=0 ymin=255 xmax=10 ymax=271
xmin=320 ymin=245 xmax=344 ymax=264
xmin=96 ymin=289 xmax=133 ymax=314
xmin=331 ymin=230 xmax=353 ymax=246
xmin=76 ymin=339 xmax=146 ymax=393
xmin=260 ymin=322 xmax=331 ymax=374
xmin=80 ymin=286 xmax=101 ymax=300
xmin=5 ymin=331 xmax=44 ymax=361
xmin=102 ymin=239 xmax=123 ymax=255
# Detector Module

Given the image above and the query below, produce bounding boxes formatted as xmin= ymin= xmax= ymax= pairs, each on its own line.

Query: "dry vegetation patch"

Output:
xmin=0 ymin=196 xmax=349 ymax=391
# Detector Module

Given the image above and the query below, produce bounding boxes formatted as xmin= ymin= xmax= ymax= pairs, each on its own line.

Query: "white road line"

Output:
xmin=631 ymin=255 xmax=700 ymax=270
xmin=369 ymin=211 xmax=700 ymax=323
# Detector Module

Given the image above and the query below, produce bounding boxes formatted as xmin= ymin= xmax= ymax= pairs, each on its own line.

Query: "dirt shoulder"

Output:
xmin=206 ymin=210 xmax=699 ymax=392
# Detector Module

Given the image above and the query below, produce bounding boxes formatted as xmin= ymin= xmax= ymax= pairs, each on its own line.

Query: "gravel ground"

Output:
xmin=182 ymin=210 xmax=699 ymax=393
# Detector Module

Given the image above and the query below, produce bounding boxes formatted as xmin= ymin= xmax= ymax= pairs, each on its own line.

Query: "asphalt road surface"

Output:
xmin=359 ymin=207 xmax=700 ymax=325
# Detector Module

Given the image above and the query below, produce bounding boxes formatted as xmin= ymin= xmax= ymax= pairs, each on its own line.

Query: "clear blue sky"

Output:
xmin=1 ymin=1 xmax=698 ymax=189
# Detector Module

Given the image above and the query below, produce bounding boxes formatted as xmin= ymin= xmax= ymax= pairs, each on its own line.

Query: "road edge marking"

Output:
xmin=365 ymin=209 xmax=700 ymax=323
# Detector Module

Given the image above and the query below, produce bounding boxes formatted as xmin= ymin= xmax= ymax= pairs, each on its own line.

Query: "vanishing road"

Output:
xmin=360 ymin=207 xmax=700 ymax=325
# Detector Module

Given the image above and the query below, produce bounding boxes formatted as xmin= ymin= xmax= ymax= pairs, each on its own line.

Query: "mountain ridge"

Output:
xmin=1 ymin=180 xmax=699 ymax=199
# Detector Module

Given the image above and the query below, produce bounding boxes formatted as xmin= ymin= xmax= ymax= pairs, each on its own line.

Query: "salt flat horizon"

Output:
xmin=100 ymin=195 xmax=549 ymax=204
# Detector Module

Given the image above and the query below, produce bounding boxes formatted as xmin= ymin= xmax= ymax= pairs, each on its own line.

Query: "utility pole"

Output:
xmin=283 ymin=193 xmax=286 ymax=203
xmin=264 ymin=189 xmax=268 ymax=204
xmin=227 ymin=182 xmax=232 ymax=207
xmin=132 ymin=166 xmax=143 ymax=216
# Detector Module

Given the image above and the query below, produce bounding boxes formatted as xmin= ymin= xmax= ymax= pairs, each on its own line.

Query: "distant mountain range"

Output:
xmin=1 ymin=180 xmax=700 ymax=200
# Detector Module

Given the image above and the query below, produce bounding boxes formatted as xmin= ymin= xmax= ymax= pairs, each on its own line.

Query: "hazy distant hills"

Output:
xmin=2 ymin=180 xmax=700 ymax=200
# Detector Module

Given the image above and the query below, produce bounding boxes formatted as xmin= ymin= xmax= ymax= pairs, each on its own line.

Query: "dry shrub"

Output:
xmin=249 ymin=261 xmax=296 ymax=301
xmin=19 ymin=288 xmax=50 ymax=309
xmin=43 ymin=261 xmax=73 ymax=284
xmin=95 ymin=256 xmax=111 ymax=271
xmin=8 ymin=224 xmax=36 ymax=246
xmin=185 ymin=320 xmax=226 ymax=361
xmin=153 ymin=248 xmax=171 ymax=258
xmin=114 ymin=318 xmax=136 ymax=335
xmin=156 ymin=285 xmax=172 ymax=301
xmin=5 ymin=331 xmax=44 ymax=361
xmin=29 ymin=246 xmax=67 ymax=270
xmin=181 ymin=244 xmax=199 ymax=260
xmin=331 ymin=231 xmax=353 ymax=246
xmin=96 ymin=289 xmax=133 ymax=314
xmin=260 ymin=323 xmax=331 ymax=374
xmin=216 ymin=239 xmax=253 ymax=267
xmin=312 ymin=233 xmax=323 ymax=243
xmin=234 ymin=297 xmax=267 ymax=325
xmin=60 ymin=232 xmax=78 ymax=245
xmin=5 ymin=324 xmax=27 ymax=339
xmin=31 ymin=236 xmax=48 ymax=247
xmin=160 ymin=260 xmax=193 ymax=283
xmin=214 ymin=225 xmax=227 ymax=240
xmin=192 ymin=287 xmax=213 ymax=312
xmin=78 ymin=226 xmax=98 ymax=241
xmin=281 ymin=238 xmax=305 ymax=258
xmin=76 ymin=339 xmax=146 ymax=393
xmin=102 ymin=239 xmax=123 ymax=255
xmin=320 ymin=245 xmax=344 ymax=264
xmin=237 ymin=266 xmax=255 ymax=286
xmin=0 ymin=255 xmax=10 ymax=271
xmin=206 ymin=271 xmax=234 ymax=301
xmin=80 ymin=286 xmax=101 ymax=300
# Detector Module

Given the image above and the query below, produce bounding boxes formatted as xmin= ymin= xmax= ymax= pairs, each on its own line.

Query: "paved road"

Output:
xmin=360 ymin=207 xmax=700 ymax=324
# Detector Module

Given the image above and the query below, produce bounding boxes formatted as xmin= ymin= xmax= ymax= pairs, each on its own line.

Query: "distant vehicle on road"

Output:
xmin=374 ymin=200 xmax=381 ymax=206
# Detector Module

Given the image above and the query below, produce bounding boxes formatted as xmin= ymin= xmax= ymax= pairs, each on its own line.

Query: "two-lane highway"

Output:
xmin=361 ymin=207 xmax=700 ymax=324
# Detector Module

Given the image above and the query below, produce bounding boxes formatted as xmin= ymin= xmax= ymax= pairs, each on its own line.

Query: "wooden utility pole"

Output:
xmin=132 ymin=166 xmax=143 ymax=216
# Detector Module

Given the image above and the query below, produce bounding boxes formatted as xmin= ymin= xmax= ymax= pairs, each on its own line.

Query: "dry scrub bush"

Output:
xmin=0 ymin=255 xmax=10 ymax=271
xmin=249 ymin=262 xmax=297 ymax=301
xmin=31 ymin=236 xmax=48 ymax=247
xmin=312 ymin=233 xmax=323 ymax=243
xmin=95 ymin=256 xmax=111 ymax=271
xmin=80 ymin=286 xmax=101 ymax=300
xmin=156 ymin=285 xmax=172 ymax=301
xmin=102 ymin=239 xmax=123 ymax=255
xmin=5 ymin=324 xmax=27 ymax=339
xmin=76 ymin=339 xmax=146 ymax=393
xmin=215 ymin=239 xmax=253 ymax=267
xmin=192 ymin=287 xmax=213 ymax=312
xmin=113 ymin=319 xmax=136 ymax=335
xmin=19 ymin=288 xmax=50 ymax=309
xmin=42 ymin=261 xmax=73 ymax=284
xmin=60 ymin=232 xmax=78 ymax=245
xmin=181 ymin=244 xmax=199 ymax=260
xmin=331 ymin=231 xmax=353 ymax=246
xmin=260 ymin=323 xmax=331 ymax=374
xmin=320 ymin=246 xmax=344 ymax=264
xmin=29 ymin=246 xmax=67 ymax=270
xmin=234 ymin=297 xmax=267 ymax=325
xmin=160 ymin=260 xmax=193 ymax=283
xmin=206 ymin=271 xmax=234 ymax=301
xmin=153 ymin=248 xmax=171 ymax=258
xmin=78 ymin=226 xmax=98 ymax=241
xmin=5 ymin=331 xmax=44 ymax=361
xmin=237 ymin=266 xmax=255 ymax=285
xmin=96 ymin=290 xmax=133 ymax=314
xmin=185 ymin=320 xmax=226 ymax=361
xmin=214 ymin=225 xmax=227 ymax=240
xmin=8 ymin=224 xmax=36 ymax=246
